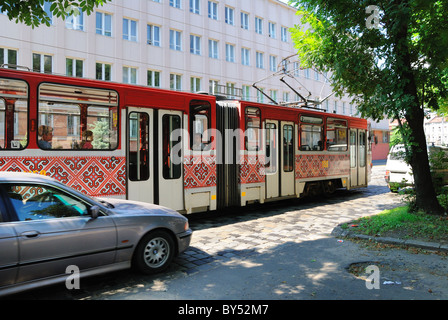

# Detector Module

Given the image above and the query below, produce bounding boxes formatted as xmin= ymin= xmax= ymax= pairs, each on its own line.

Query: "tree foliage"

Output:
xmin=0 ymin=0 xmax=110 ymax=28
xmin=289 ymin=0 xmax=448 ymax=215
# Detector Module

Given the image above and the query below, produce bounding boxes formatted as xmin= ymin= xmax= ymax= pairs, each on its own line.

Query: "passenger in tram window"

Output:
xmin=80 ymin=130 xmax=93 ymax=149
xmin=192 ymin=133 xmax=205 ymax=151
xmin=38 ymin=125 xmax=53 ymax=149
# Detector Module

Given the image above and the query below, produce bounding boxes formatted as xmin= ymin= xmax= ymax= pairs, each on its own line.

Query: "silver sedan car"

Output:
xmin=0 ymin=172 xmax=192 ymax=297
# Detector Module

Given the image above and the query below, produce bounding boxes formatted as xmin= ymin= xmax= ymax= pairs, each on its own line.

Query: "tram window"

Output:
xmin=0 ymin=78 xmax=28 ymax=150
xmin=265 ymin=123 xmax=277 ymax=173
xmin=326 ymin=118 xmax=347 ymax=151
xmin=359 ymin=131 xmax=366 ymax=167
xmin=283 ymin=124 xmax=294 ymax=172
xmin=245 ymin=107 xmax=261 ymax=151
xmin=162 ymin=114 xmax=181 ymax=180
xmin=190 ymin=100 xmax=211 ymax=151
xmin=38 ymin=83 xmax=118 ymax=150
xmin=299 ymin=115 xmax=323 ymax=151
xmin=128 ymin=112 xmax=150 ymax=181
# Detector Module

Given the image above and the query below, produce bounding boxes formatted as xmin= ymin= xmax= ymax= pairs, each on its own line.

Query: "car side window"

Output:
xmin=6 ymin=184 xmax=88 ymax=221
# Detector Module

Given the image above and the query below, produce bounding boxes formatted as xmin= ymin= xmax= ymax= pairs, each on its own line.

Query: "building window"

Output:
xmin=123 ymin=18 xmax=137 ymax=42
xmin=170 ymin=0 xmax=181 ymax=9
xmin=208 ymin=39 xmax=218 ymax=59
xmin=269 ymin=55 xmax=277 ymax=72
xmin=96 ymin=62 xmax=111 ymax=81
xmin=208 ymin=1 xmax=218 ymax=20
xmin=209 ymin=80 xmax=219 ymax=94
xmin=281 ymin=26 xmax=288 ymax=42
xmin=241 ymin=12 xmax=249 ymax=30
xmin=255 ymin=17 xmax=263 ymax=34
xmin=190 ymin=0 xmax=200 ymax=14
xmin=268 ymin=22 xmax=276 ymax=38
xmin=0 ymin=48 xmax=17 ymax=68
xmin=66 ymin=58 xmax=83 ymax=77
xmin=225 ymin=6 xmax=234 ymax=25
xmin=257 ymin=88 xmax=264 ymax=103
xmin=170 ymin=74 xmax=182 ymax=91
xmin=190 ymin=77 xmax=201 ymax=92
xmin=190 ymin=35 xmax=201 ymax=55
xmin=241 ymin=48 xmax=250 ymax=66
xmin=256 ymin=52 xmax=264 ymax=69
xmin=33 ymin=53 xmax=52 ymax=73
xmin=242 ymin=85 xmax=251 ymax=101
xmin=123 ymin=66 xmax=137 ymax=84
xmin=147 ymin=24 xmax=161 ymax=46
xmin=147 ymin=70 xmax=161 ymax=88
xmin=226 ymin=44 xmax=235 ymax=62
xmin=170 ymin=30 xmax=182 ymax=51
xmin=96 ymin=12 xmax=112 ymax=36
xmin=66 ymin=7 xmax=84 ymax=31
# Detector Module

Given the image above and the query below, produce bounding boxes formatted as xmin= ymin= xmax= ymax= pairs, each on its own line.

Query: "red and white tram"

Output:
xmin=0 ymin=67 xmax=371 ymax=213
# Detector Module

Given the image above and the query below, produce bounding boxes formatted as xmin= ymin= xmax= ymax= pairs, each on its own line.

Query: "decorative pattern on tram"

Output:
xmin=0 ymin=156 xmax=126 ymax=197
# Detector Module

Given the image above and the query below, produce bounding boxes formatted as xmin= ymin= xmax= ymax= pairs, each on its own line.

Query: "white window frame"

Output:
xmin=190 ymin=0 xmax=200 ymax=14
xmin=256 ymin=51 xmax=264 ymax=69
xmin=208 ymin=1 xmax=218 ymax=20
xmin=147 ymin=24 xmax=161 ymax=46
xmin=170 ymin=0 xmax=181 ymax=9
xmin=241 ymin=48 xmax=250 ymax=66
xmin=269 ymin=22 xmax=276 ymax=38
xmin=255 ymin=17 xmax=263 ymax=34
xmin=147 ymin=69 xmax=161 ymax=88
xmin=96 ymin=11 xmax=112 ymax=36
xmin=225 ymin=6 xmax=234 ymax=25
xmin=123 ymin=66 xmax=137 ymax=84
xmin=123 ymin=18 xmax=138 ymax=42
xmin=96 ymin=62 xmax=112 ymax=81
xmin=170 ymin=29 xmax=182 ymax=51
xmin=241 ymin=12 xmax=249 ymax=30
xmin=170 ymin=73 xmax=182 ymax=91
xmin=190 ymin=34 xmax=201 ymax=55
xmin=226 ymin=43 xmax=235 ymax=62
xmin=208 ymin=39 xmax=218 ymax=59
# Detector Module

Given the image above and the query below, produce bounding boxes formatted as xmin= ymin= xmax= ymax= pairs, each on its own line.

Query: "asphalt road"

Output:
xmin=7 ymin=165 xmax=448 ymax=302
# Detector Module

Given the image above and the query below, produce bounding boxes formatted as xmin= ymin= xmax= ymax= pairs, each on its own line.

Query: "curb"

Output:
xmin=331 ymin=225 xmax=448 ymax=253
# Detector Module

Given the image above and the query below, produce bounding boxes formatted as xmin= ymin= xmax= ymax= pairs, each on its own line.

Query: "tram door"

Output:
xmin=281 ymin=121 xmax=295 ymax=196
xmin=265 ymin=121 xmax=279 ymax=199
xmin=127 ymin=107 xmax=154 ymax=203
xmin=157 ymin=110 xmax=184 ymax=210
xmin=350 ymin=129 xmax=367 ymax=187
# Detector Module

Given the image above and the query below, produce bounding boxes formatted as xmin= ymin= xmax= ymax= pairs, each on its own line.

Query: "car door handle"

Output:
xmin=21 ymin=231 xmax=40 ymax=238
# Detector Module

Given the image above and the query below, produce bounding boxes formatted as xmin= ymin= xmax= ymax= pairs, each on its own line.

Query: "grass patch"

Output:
xmin=346 ymin=206 xmax=448 ymax=243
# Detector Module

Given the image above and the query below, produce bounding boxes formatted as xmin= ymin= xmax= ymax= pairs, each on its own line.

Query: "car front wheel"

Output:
xmin=133 ymin=230 xmax=175 ymax=274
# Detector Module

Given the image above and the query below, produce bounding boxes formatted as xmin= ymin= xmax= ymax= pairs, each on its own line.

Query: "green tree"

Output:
xmin=289 ymin=0 xmax=448 ymax=215
xmin=0 ymin=0 xmax=110 ymax=27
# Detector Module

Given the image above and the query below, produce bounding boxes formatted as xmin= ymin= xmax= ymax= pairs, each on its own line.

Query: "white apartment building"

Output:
xmin=0 ymin=0 xmax=357 ymax=112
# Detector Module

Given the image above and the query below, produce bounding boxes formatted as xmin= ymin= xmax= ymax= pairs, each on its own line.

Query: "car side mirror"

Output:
xmin=89 ymin=205 xmax=100 ymax=219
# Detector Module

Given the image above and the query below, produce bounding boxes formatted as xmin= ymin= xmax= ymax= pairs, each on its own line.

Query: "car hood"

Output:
xmin=98 ymin=198 xmax=184 ymax=218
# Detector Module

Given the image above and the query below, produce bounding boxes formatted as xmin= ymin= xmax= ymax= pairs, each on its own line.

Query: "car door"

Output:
xmin=0 ymin=198 xmax=19 ymax=287
xmin=4 ymin=183 xmax=117 ymax=284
